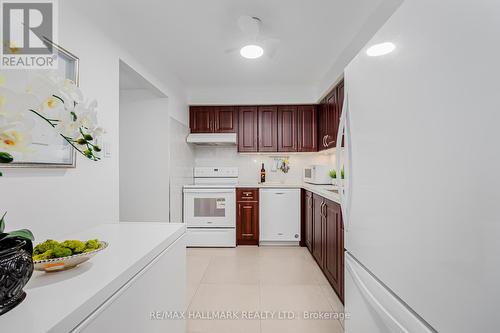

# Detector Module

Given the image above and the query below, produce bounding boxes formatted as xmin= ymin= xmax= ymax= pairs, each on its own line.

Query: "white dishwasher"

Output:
xmin=259 ymin=188 xmax=301 ymax=245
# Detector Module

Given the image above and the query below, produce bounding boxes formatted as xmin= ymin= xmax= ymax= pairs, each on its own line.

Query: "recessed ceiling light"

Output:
xmin=366 ymin=42 xmax=396 ymax=57
xmin=240 ymin=45 xmax=264 ymax=59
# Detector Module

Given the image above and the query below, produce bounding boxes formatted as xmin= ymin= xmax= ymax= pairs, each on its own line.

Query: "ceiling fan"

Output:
xmin=225 ymin=16 xmax=281 ymax=59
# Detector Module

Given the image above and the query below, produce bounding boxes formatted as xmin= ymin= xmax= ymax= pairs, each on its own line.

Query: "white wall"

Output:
xmin=188 ymin=85 xmax=317 ymax=105
xmin=0 ymin=2 xmax=188 ymax=239
xmin=119 ymin=89 xmax=169 ymax=222
xmin=169 ymin=118 xmax=195 ymax=223
xmin=194 ymin=146 xmax=335 ymax=184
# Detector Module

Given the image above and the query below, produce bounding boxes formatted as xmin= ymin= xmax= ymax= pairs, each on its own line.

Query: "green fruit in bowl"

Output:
xmin=33 ymin=238 xmax=102 ymax=261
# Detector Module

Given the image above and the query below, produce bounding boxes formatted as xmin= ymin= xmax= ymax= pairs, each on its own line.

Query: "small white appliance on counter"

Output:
xmin=259 ymin=188 xmax=300 ymax=245
xmin=183 ymin=167 xmax=238 ymax=247
xmin=303 ymin=165 xmax=332 ymax=184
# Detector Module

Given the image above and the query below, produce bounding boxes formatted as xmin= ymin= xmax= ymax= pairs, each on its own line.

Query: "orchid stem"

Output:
xmin=29 ymin=109 xmax=56 ymax=128
xmin=29 ymin=109 xmax=99 ymax=161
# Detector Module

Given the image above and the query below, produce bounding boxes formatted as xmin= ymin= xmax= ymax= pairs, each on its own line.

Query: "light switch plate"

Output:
xmin=103 ymin=142 xmax=111 ymax=158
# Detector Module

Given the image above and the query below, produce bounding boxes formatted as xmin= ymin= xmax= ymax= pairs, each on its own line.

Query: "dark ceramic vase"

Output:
xmin=0 ymin=240 xmax=34 ymax=316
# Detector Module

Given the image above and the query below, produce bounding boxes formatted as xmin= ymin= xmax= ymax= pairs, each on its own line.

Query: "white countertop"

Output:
xmin=237 ymin=182 xmax=341 ymax=203
xmin=2 ymin=222 xmax=185 ymax=333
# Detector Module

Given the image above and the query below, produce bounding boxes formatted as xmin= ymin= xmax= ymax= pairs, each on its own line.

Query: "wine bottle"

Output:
xmin=260 ymin=163 xmax=266 ymax=183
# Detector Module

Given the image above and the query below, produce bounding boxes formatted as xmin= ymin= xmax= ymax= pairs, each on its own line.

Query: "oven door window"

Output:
xmin=194 ymin=198 xmax=226 ymax=217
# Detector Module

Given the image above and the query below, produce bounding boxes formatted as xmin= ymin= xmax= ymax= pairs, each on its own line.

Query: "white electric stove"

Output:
xmin=183 ymin=167 xmax=238 ymax=247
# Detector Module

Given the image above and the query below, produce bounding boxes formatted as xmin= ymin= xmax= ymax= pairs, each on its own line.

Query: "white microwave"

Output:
xmin=303 ymin=165 xmax=332 ymax=185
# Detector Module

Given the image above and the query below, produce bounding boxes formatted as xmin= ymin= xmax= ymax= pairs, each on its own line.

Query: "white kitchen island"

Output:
xmin=1 ymin=223 xmax=186 ymax=333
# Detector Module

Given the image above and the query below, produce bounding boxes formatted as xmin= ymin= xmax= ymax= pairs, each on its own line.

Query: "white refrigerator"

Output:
xmin=337 ymin=0 xmax=500 ymax=332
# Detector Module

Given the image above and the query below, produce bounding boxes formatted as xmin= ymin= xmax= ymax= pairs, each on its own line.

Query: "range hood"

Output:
xmin=186 ymin=133 xmax=237 ymax=146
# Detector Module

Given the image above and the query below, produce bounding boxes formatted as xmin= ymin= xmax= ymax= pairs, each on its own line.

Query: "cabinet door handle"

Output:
xmin=238 ymin=203 xmax=241 ymax=217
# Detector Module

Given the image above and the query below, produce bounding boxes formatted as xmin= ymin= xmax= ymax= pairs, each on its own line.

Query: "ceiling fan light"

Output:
xmin=366 ymin=42 xmax=396 ymax=57
xmin=240 ymin=45 xmax=264 ymax=59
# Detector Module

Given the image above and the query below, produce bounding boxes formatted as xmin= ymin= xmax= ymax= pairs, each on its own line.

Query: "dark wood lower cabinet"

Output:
xmin=323 ymin=199 xmax=344 ymax=302
xmin=236 ymin=188 xmax=259 ymax=245
xmin=303 ymin=190 xmax=313 ymax=252
xmin=303 ymin=192 xmax=344 ymax=303
xmin=312 ymin=194 xmax=324 ymax=266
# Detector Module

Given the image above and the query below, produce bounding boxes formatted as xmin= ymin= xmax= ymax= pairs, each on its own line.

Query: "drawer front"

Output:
xmin=236 ymin=188 xmax=259 ymax=201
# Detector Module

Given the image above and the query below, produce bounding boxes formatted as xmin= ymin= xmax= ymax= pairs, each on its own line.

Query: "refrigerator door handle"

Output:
xmin=336 ymin=91 xmax=351 ymax=231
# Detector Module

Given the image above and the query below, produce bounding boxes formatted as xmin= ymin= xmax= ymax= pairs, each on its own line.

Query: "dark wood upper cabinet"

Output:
xmin=190 ymin=103 xmax=319 ymax=153
xmin=297 ymin=105 xmax=317 ymax=152
xmin=325 ymin=91 xmax=337 ymax=149
xmin=258 ymin=106 xmax=278 ymax=152
xmin=190 ymin=106 xmax=213 ymax=133
xmin=324 ymin=199 xmax=344 ymax=302
xmin=190 ymin=106 xmax=237 ymax=133
xmin=236 ymin=188 xmax=259 ymax=246
xmin=318 ymin=78 xmax=344 ymax=151
xmin=277 ymin=106 xmax=298 ymax=152
xmin=317 ymin=99 xmax=327 ymax=150
xmin=214 ymin=106 xmax=237 ymax=133
xmin=238 ymin=106 xmax=258 ymax=152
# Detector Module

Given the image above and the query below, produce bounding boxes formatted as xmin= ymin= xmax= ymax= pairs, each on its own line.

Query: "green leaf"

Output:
xmin=0 ymin=152 xmax=14 ymax=163
xmin=0 ymin=212 xmax=5 ymax=233
xmin=2 ymin=229 xmax=34 ymax=242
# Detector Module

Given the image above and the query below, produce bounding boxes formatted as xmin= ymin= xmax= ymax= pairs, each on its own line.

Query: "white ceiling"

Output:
xmin=67 ymin=0 xmax=400 ymax=102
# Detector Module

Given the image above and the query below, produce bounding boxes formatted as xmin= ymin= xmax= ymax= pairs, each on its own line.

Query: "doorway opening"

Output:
xmin=119 ymin=60 xmax=170 ymax=222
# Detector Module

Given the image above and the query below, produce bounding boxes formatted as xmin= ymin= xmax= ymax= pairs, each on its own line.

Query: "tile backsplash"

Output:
xmin=194 ymin=146 xmax=335 ymax=184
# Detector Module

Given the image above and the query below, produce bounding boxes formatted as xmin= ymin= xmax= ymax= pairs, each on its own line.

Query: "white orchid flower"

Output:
xmin=73 ymin=101 xmax=98 ymax=130
xmin=0 ymin=108 xmax=34 ymax=153
xmin=91 ymin=126 xmax=105 ymax=138
xmin=0 ymin=127 xmax=32 ymax=153
xmin=57 ymin=78 xmax=83 ymax=110
xmin=55 ymin=110 xmax=81 ymax=138
xmin=1 ymin=72 xmax=104 ymax=165
xmin=25 ymin=74 xmax=59 ymax=113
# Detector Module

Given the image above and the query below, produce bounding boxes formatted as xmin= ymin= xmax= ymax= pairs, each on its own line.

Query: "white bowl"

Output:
xmin=33 ymin=241 xmax=108 ymax=272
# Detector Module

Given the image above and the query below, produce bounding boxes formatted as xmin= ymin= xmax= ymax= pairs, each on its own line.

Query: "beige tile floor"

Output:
xmin=186 ymin=246 xmax=345 ymax=333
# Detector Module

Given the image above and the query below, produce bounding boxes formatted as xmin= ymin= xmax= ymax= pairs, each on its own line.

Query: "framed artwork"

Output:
xmin=3 ymin=41 xmax=79 ymax=168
